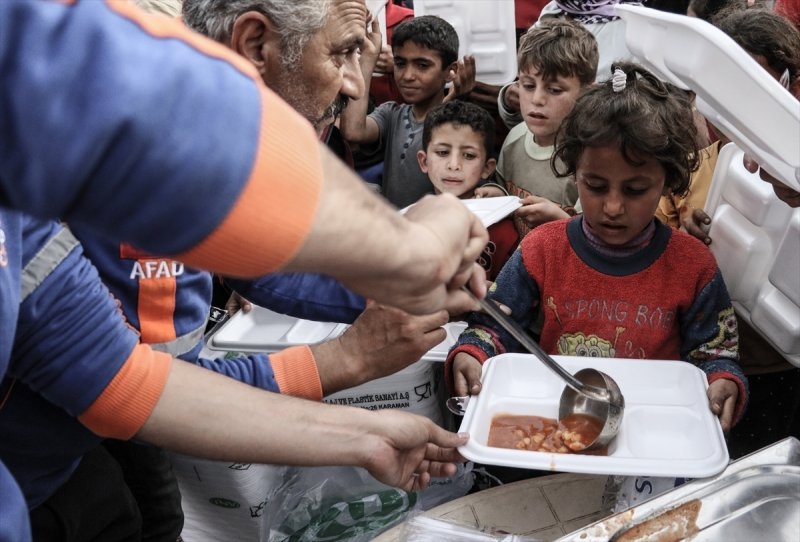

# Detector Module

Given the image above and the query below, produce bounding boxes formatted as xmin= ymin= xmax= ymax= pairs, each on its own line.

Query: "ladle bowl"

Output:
xmin=559 ymin=368 xmax=625 ymax=451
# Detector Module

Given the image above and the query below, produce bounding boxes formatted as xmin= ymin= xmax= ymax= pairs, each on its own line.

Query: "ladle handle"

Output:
xmin=463 ymin=287 xmax=611 ymax=402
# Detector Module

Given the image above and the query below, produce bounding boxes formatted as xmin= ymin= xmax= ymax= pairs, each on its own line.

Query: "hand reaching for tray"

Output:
xmin=708 ymin=378 xmax=739 ymax=433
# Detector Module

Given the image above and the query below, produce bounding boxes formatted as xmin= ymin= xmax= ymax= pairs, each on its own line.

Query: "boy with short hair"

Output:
xmin=340 ymin=15 xmax=476 ymax=209
xmin=417 ymin=100 xmax=497 ymax=200
xmin=492 ymin=18 xmax=598 ymax=238
xmin=417 ymin=100 xmax=516 ymax=280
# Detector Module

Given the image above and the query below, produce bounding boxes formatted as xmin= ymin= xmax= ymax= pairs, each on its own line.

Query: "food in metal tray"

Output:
xmin=610 ymin=499 xmax=701 ymax=542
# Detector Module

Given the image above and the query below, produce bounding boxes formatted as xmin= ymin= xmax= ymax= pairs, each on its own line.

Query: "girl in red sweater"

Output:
xmin=447 ymin=62 xmax=748 ymax=432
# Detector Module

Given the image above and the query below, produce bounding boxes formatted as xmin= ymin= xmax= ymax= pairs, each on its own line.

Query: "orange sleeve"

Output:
xmin=270 ymin=345 xmax=323 ymax=401
xmin=175 ymin=87 xmax=322 ymax=277
xmin=106 ymin=0 xmax=323 ymax=277
xmin=78 ymin=345 xmax=173 ymax=439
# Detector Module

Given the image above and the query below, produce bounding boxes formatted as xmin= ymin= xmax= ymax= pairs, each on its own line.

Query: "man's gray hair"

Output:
xmin=182 ymin=0 xmax=331 ymax=66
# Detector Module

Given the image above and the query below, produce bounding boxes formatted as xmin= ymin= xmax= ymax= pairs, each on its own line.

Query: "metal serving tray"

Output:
xmin=558 ymin=437 xmax=800 ymax=541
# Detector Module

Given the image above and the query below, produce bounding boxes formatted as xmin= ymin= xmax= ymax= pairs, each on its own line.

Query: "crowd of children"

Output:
xmin=338 ymin=0 xmax=798 ymax=493
xmin=334 ymin=2 xmax=796 ymax=466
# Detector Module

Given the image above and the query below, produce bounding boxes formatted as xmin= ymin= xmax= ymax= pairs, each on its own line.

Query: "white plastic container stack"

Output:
xmin=616 ymin=5 xmax=800 ymax=367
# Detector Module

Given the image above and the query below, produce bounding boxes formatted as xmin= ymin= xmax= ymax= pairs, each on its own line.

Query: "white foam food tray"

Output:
xmin=208 ymin=304 xmax=467 ymax=361
xmin=616 ymin=4 xmax=800 ymax=190
xmin=457 ymin=354 xmax=729 ymax=478
xmin=401 ymin=196 xmax=522 ymax=228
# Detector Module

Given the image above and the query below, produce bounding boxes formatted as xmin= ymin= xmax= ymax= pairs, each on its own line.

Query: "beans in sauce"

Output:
xmin=487 ymin=413 xmax=607 ymax=455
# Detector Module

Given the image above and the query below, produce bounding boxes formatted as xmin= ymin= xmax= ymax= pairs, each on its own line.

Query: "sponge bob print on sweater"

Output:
xmin=557 ymin=332 xmax=616 ymax=357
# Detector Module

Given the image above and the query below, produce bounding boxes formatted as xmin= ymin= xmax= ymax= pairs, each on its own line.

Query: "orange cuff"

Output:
xmin=270 ymin=345 xmax=323 ymax=401
xmin=79 ymin=345 xmax=173 ymax=439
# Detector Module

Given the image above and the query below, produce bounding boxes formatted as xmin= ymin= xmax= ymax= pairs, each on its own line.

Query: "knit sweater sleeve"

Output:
xmin=445 ymin=248 xmax=541 ymax=392
xmin=680 ymin=268 xmax=749 ymax=424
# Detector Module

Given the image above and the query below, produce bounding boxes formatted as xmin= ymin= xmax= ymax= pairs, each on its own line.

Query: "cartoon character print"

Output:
xmin=557 ymin=332 xmax=616 ymax=357
xmin=692 ymin=306 xmax=738 ymax=362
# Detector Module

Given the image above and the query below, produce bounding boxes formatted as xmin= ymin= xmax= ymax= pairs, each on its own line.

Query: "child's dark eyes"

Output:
xmin=583 ymin=183 xmax=650 ymax=197
xmin=463 ymin=153 xmax=478 ymax=160
xmin=520 ymin=82 xmax=564 ymax=94
xmin=623 ymin=187 xmax=650 ymax=196
xmin=434 ymin=150 xmax=450 ymax=157
xmin=583 ymin=183 xmax=606 ymax=194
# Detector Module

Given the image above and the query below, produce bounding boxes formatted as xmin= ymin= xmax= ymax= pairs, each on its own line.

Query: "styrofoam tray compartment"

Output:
xmin=457 ymin=354 xmax=729 ymax=478
xmin=616 ymin=4 xmax=800 ymax=191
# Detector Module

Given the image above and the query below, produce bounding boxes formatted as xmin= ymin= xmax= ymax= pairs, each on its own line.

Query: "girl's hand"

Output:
xmin=515 ymin=195 xmax=569 ymax=228
xmin=453 ymin=352 xmax=483 ymax=397
xmin=707 ymin=378 xmax=739 ymax=433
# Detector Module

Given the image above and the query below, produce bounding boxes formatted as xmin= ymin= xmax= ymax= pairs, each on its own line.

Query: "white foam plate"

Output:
xmin=616 ymin=4 xmax=800 ymax=191
xmin=457 ymin=354 xmax=729 ymax=478
xmin=401 ymin=196 xmax=522 ymax=228
xmin=207 ymin=304 xmax=467 ymax=361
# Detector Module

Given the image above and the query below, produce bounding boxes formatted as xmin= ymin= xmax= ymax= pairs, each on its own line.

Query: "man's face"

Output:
xmin=266 ymin=0 xmax=367 ymax=134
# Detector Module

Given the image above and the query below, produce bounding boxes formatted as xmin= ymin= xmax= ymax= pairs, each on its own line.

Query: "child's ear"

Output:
xmin=482 ymin=158 xmax=497 ymax=179
xmin=230 ymin=12 xmax=280 ymax=78
xmin=417 ymin=149 xmax=429 ymax=173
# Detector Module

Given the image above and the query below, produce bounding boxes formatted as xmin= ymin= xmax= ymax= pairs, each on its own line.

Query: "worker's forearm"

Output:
xmin=137 ymin=361 xmax=376 ymax=467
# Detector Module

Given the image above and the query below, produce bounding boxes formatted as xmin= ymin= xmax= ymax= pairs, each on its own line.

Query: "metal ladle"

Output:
xmin=447 ymin=287 xmax=625 ymax=451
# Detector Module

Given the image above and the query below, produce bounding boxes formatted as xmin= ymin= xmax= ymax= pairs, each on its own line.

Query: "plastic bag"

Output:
xmin=262 ymin=463 xmax=474 ymax=542
xmin=601 ymin=475 xmax=690 ymax=514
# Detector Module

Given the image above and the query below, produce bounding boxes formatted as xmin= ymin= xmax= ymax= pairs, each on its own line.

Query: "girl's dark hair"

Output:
xmin=552 ymin=62 xmax=700 ymax=195
xmin=712 ymin=7 xmax=800 ymax=87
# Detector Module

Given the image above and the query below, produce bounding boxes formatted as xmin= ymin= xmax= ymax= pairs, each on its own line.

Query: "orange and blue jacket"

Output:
xmin=0 ymin=1 xmax=330 ymax=539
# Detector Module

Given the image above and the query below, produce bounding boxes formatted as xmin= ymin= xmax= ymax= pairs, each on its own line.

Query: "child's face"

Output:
xmin=576 ymin=145 xmax=668 ymax=246
xmin=517 ymin=67 xmax=584 ymax=147
xmin=417 ymin=123 xmax=496 ymax=198
xmin=393 ymin=42 xmax=453 ymax=105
